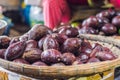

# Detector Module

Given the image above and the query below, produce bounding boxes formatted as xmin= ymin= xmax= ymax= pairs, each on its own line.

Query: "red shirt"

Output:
xmin=43 ymin=0 xmax=71 ymax=29
xmin=111 ymin=0 xmax=120 ymax=9
xmin=43 ymin=0 xmax=120 ymax=29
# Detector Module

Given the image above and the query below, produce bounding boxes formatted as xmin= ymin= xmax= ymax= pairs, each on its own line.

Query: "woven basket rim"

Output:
xmin=0 ymin=34 xmax=120 ymax=79
xmin=0 ymin=57 xmax=120 ymax=78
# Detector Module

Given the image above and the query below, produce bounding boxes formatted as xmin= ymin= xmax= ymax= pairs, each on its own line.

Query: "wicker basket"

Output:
xmin=0 ymin=34 xmax=120 ymax=79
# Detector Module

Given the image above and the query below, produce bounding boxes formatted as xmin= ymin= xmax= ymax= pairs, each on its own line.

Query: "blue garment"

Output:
xmin=1 ymin=15 xmax=14 ymax=35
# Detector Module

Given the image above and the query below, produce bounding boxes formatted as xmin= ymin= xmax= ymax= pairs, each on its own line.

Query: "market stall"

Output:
xmin=0 ymin=0 xmax=120 ymax=80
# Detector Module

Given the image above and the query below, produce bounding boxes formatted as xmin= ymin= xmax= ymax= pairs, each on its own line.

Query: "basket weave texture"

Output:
xmin=0 ymin=34 xmax=120 ymax=79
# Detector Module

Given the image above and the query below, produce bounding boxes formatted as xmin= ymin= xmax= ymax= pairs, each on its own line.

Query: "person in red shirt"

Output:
xmin=42 ymin=0 xmax=120 ymax=30
xmin=111 ymin=0 xmax=120 ymax=9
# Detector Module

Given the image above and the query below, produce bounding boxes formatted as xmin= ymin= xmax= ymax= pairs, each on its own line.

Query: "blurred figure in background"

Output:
xmin=42 ymin=0 xmax=120 ymax=30
xmin=110 ymin=0 xmax=120 ymax=9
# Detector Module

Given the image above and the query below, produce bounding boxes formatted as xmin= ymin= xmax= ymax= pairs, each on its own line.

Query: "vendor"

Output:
xmin=42 ymin=0 xmax=120 ymax=30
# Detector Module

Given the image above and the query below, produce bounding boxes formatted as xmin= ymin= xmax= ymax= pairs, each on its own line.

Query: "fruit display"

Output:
xmin=13 ymin=58 xmax=30 ymax=64
xmin=0 ymin=24 xmax=117 ymax=66
xmin=28 ymin=24 xmax=52 ymax=40
xmin=80 ymin=9 xmax=120 ymax=36
xmin=22 ymin=48 xmax=42 ymax=63
xmin=0 ymin=36 xmax=11 ymax=49
xmin=43 ymin=36 xmax=59 ymax=50
xmin=5 ymin=41 xmax=26 ymax=61
xmin=32 ymin=61 xmax=47 ymax=66
xmin=25 ymin=40 xmax=37 ymax=51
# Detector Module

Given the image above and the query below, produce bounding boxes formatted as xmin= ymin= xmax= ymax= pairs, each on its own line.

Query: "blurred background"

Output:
xmin=1 ymin=0 xmax=120 ymax=80
xmin=0 ymin=0 xmax=115 ymax=36
xmin=0 ymin=0 xmax=44 ymax=37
